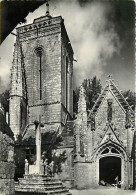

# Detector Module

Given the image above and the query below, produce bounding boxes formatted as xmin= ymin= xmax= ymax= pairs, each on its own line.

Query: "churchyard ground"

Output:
xmin=70 ymin=187 xmax=136 ymax=195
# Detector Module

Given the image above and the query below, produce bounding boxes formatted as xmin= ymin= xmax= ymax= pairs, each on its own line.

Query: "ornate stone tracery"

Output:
xmin=91 ymin=139 xmax=128 ymax=188
xmin=93 ymin=140 xmax=127 ymax=161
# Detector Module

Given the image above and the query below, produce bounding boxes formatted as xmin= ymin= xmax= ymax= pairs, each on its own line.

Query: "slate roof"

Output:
xmin=20 ymin=124 xmax=60 ymax=145
xmin=60 ymin=121 xmax=74 ymax=147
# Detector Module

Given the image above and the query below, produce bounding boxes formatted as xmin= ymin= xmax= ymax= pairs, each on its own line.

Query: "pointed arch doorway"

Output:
xmin=94 ymin=142 xmax=127 ymax=188
xmin=99 ymin=156 xmax=121 ymax=185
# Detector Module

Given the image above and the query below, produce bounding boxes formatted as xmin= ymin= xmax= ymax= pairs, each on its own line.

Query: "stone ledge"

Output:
xmin=15 ymin=175 xmax=71 ymax=195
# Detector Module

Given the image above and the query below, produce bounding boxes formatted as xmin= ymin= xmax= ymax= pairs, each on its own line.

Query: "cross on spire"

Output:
xmin=106 ymin=74 xmax=114 ymax=83
xmin=46 ymin=0 xmax=51 ymax=18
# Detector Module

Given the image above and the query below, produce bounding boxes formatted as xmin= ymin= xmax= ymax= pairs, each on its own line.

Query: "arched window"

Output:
xmin=65 ymin=56 xmax=68 ymax=109
xmin=101 ymin=148 xmax=109 ymax=154
xmin=111 ymin=148 xmax=119 ymax=154
xmin=107 ymin=99 xmax=113 ymax=122
xmin=101 ymin=147 xmax=120 ymax=155
xmin=34 ymin=47 xmax=43 ymax=100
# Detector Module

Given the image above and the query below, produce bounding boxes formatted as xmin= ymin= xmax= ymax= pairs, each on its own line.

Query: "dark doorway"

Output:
xmin=99 ymin=156 xmax=121 ymax=185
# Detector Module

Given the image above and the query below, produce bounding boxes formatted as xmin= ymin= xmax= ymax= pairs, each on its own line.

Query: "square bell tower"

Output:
xmin=9 ymin=3 xmax=74 ymax=138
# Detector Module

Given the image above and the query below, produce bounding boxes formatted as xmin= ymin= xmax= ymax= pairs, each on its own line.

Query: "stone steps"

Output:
xmin=15 ymin=175 xmax=72 ymax=195
xmin=16 ymin=188 xmax=71 ymax=194
xmin=17 ymin=182 xmax=63 ymax=187
xmin=15 ymin=185 xmax=66 ymax=191
xmin=15 ymin=187 xmax=70 ymax=192
xmin=15 ymin=192 xmax=71 ymax=195
xmin=15 ymin=186 xmax=71 ymax=195
xmin=16 ymin=189 xmax=71 ymax=195
xmin=19 ymin=179 xmax=62 ymax=185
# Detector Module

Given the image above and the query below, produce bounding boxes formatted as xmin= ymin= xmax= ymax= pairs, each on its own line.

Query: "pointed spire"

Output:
xmin=10 ymin=37 xmax=26 ymax=98
xmin=78 ymin=85 xmax=86 ymax=113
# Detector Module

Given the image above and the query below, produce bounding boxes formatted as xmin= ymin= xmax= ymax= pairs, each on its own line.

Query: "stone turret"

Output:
xmin=74 ymin=85 xmax=87 ymax=159
xmin=77 ymin=85 xmax=87 ymax=122
xmin=9 ymin=39 xmax=27 ymax=139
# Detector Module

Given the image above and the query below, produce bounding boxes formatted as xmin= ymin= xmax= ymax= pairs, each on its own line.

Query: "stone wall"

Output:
xmin=134 ymin=131 xmax=136 ymax=189
xmin=94 ymin=90 xmax=126 ymax=150
xmin=29 ymin=103 xmax=61 ymax=125
xmin=14 ymin=145 xmax=26 ymax=181
xmin=55 ymin=121 xmax=74 ymax=188
xmin=9 ymin=96 xmax=22 ymax=136
xmin=21 ymin=27 xmax=62 ymax=126
xmin=55 ymin=147 xmax=74 ymax=188
xmin=61 ymin=25 xmax=73 ymax=117
xmin=74 ymin=162 xmax=94 ymax=189
xmin=19 ymin=16 xmax=73 ymax=125
xmin=0 ymin=112 xmax=15 ymax=195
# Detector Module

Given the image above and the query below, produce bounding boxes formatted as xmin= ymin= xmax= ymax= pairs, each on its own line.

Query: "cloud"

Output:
xmin=0 ymin=1 xmax=121 ymax=91
xmin=51 ymin=1 xmax=121 ymax=87
xmin=0 ymin=60 xmax=10 ymax=88
xmin=0 ymin=34 xmax=16 ymax=92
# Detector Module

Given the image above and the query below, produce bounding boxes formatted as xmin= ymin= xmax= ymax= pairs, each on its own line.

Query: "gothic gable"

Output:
xmin=88 ymin=76 xmax=134 ymax=124
xmin=99 ymin=123 xmax=120 ymax=146
xmin=87 ymin=76 xmax=134 ymax=152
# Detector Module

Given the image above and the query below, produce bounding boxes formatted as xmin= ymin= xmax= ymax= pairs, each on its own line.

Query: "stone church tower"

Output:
xmin=9 ymin=5 xmax=73 ymax=139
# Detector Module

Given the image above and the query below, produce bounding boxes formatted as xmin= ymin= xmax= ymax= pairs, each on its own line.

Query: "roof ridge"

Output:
xmin=88 ymin=77 xmax=134 ymax=121
xmin=87 ymin=83 xmax=109 ymax=119
xmin=110 ymin=80 xmax=134 ymax=113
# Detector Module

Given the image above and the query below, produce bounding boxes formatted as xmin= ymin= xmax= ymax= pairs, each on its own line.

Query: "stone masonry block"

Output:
xmin=0 ymin=178 xmax=15 ymax=195
xmin=0 ymin=162 xmax=15 ymax=179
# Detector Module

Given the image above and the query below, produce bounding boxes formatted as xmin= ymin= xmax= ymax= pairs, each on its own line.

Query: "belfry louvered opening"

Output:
xmin=34 ymin=47 xmax=44 ymax=100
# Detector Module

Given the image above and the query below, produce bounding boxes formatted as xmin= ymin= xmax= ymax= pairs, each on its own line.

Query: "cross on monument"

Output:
xmin=34 ymin=115 xmax=44 ymax=174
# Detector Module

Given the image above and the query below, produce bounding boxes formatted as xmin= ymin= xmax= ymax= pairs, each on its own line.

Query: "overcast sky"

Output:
xmin=0 ymin=0 xmax=135 ymax=92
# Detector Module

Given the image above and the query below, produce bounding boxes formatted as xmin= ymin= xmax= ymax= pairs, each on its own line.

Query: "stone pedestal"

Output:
xmin=15 ymin=175 xmax=71 ymax=195
xmin=16 ymin=116 xmax=71 ymax=194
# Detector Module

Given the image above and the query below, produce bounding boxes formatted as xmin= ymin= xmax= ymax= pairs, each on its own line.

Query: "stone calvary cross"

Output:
xmin=18 ymin=119 xmax=71 ymax=194
xmin=32 ymin=115 xmax=44 ymax=174
xmin=29 ymin=115 xmax=44 ymax=175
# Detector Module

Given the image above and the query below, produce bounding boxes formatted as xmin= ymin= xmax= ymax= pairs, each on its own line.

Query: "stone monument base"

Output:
xmin=15 ymin=174 xmax=71 ymax=195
